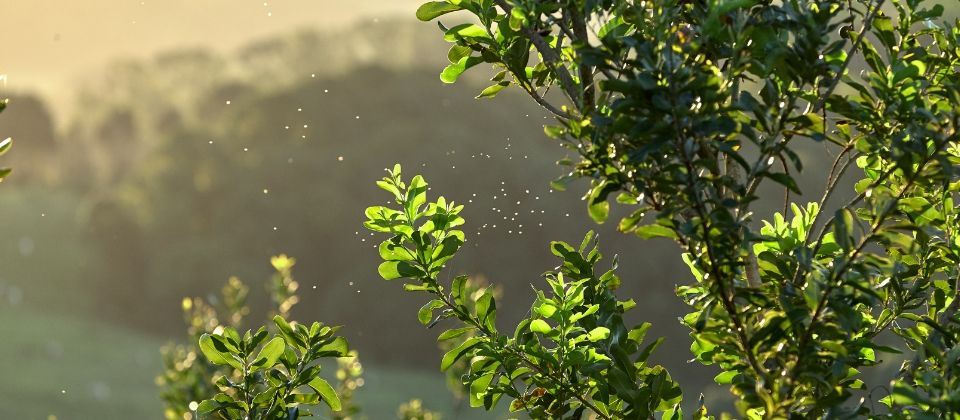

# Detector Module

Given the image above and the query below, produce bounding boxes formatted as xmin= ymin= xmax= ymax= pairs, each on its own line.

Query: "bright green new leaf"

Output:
xmin=586 ymin=327 xmax=610 ymax=342
xmin=378 ymin=260 xmax=425 ymax=280
xmin=440 ymin=337 xmax=482 ymax=371
xmin=419 ymin=299 xmax=446 ymax=325
xmin=198 ymin=334 xmax=242 ymax=370
xmin=249 ymin=337 xmax=285 ymax=371
xmin=441 ymin=56 xmax=484 ymax=83
xmin=309 ymin=377 xmax=342 ymax=411
xmin=529 ymin=319 xmax=551 ymax=334
xmin=415 ymin=1 xmax=462 ymax=21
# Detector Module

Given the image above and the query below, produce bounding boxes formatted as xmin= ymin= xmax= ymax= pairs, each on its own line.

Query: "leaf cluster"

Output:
xmin=408 ymin=0 xmax=960 ymax=417
xmin=158 ymin=259 xmax=347 ymax=420
xmin=365 ymin=165 xmax=682 ymax=418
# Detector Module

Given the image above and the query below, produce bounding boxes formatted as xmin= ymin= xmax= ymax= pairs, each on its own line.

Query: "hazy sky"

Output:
xmin=0 ymin=0 xmax=423 ymax=97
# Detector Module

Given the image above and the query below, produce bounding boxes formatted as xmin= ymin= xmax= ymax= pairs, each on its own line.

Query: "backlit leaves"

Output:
xmin=365 ymin=167 xmax=681 ymax=418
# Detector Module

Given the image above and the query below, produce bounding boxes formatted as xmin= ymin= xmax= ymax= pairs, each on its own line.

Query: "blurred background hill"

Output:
xmin=0 ymin=1 xmax=957 ymax=418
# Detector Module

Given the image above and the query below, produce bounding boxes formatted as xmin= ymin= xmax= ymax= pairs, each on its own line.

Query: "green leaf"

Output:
xmin=437 ymin=327 xmax=475 ymax=341
xmin=714 ymin=370 xmax=738 ymax=384
xmin=378 ymin=260 xmax=425 ymax=281
xmin=529 ymin=319 xmax=551 ymax=334
xmin=441 ymin=56 xmax=484 ymax=83
xmin=274 ymin=316 xmax=307 ymax=350
xmin=535 ymin=301 xmax=558 ymax=318
xmin=544 ymin=125 xmax=565 ymax=139
xmin=419 ymin=299 xmax=446 ymax=325
xmin=586 ymin=327 xmax=610 ymax=342
xmin=475 ymin=290 xmax=497 ymax=331
xmin=588 ymin=198 xmax=609 ymax=224
xmin=872 ymin=14 xmax=896 ymax=51
xmin=451 ymin=275 xmax=468 ymax=307
xmin=447 ymin=45 xmax=472 ymax=63
xmin=199 ymin=334 xmax=242 ymax=369
xmin=316 ymin=336 xmax=349 ymax=357
xmin=586 ymin=181 xmax=614 ymax=223
xmin=250 ymin=337 xmax=285 ymax=371
xmin=430 ymin=235 xmax=463 ymax=268
xmin=0 ymin=138 xmax=10 ymax=157
xmin=634 ymin=224 xmax=676 ymax=239
xmin=440 ymin=337 xmax=482 ymax=371
xmin=406 ymin=175 xmax=429 ymax=214
xmin=309 ymin=377 xmax=342 ymax=411
xmin=477 ymin=82 xmax=509 ymax=99
xmin=415 ymin=1 xmax=462 ymax=21
xmin=379 ymin=239 xmax=415 ymax=262
xmin=196 ymin=398 xmax=227 ymax=414
xmin=834 ymin=208 xmax=854 ymax=251
xmin=443 ymin=24 xmax=491 ymax=42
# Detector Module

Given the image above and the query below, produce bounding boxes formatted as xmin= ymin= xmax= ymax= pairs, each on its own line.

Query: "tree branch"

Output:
xmin=519 ymin=82 xmax=575 ymax=119
xmin=492 ymin=0 xmax=583 ymax=108
xmin=567 ymin=7 xmax=594 ymax=111
xmin=812 ymin=0 xmax=887 ymax=113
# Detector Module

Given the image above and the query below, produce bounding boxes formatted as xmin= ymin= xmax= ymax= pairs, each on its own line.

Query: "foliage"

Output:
xmin=398 ymin=0 xmax=960 ymax=417
xmin=435 ymin=275 xmax=501 ymax=406
xmin=330 ymin=350 xmax=365 ymax=420
xmin=158 ymin=255 xmax=445 ymax=420
xmin=364 ymin=165 xmax=682 ymax=418
xmin=158 ymin=256 xmax=347 ymax=419
xmin=192 ymin=314 xmax=346 ymax=418
xmin=397 ymin=399 xmax=442 ymax=420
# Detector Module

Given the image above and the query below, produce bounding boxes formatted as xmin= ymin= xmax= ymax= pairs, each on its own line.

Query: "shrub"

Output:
xmin=361 ymin=0 xmax=960 ymax=417
xmin=158 ymin=257 xmax=346 ymax=419
xmin=364 ymin=165 xmax=682 ymax=418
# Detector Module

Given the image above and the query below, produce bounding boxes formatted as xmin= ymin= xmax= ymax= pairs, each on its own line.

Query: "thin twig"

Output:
xmin=492 ymin=0 xmax=582 ymax=107
xmin=812 ymin=0 xmax=887 ymax=113
xmin=519 ymin=82 xmax=575 ymax=119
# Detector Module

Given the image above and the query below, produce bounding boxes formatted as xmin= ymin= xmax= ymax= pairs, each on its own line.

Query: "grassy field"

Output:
xmin=0 ymin=304 xmax=505 ymax=419
xmin=0 ymin=304 xmax=163 ymax=418
xmin=0 ymin=188 xmax=510 ymax=418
